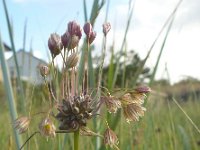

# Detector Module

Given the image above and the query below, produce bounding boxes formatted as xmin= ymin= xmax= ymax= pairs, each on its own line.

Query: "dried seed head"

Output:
xmin=14 ymin=116 xmax=30 ymax=134
xmin=83 ymin=22 xmax=93 ymax=38
xmin=89 ymin=31 xmax=96 ymax=44
xmin=120 ymin=91 xmax=146 ymax=106
xmin=120 ymin=93 xmax=134 ymax=106
xmin=39 ymin=117 xmax=56 ymax=137
xmin=80 ymin=126 xmax=101 ymax=137
xmin=123 ymin=103 xmax=146 ymax=123
xmin=39 ymin=65 xmax=49 ymax=77
xmin=102 ymin=96 xmax=121 ymax=113
xmin=48 ymin=33 xmax=63 ymax=57
xmin=103 ymin=22 xmax=111 ymax=36
xmin=66 ymin=53 xmax=79 ymax=68
xmin=104 ymin=127 xmax=119 ymax=150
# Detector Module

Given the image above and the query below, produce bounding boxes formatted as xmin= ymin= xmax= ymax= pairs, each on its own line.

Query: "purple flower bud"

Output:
xmin=68 ymin=21 xmax=82 ymax=39
xmin=61 ymin=32 xmax=70 ymax=49
xmin=83 ymin=22 xmax=93 ymax=38
xmin=89 ymin=31 xmax=96 ymax=44
xmin=103 ymin=22 xmax=111 ymax=36
xmin=48 ymin=33 xmax=63 ymax=57
xmin=135 ymin=86 xmax=151 ymax=94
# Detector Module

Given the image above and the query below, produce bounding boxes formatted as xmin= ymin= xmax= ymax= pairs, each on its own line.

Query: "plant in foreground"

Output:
xmin=14 ymin=21 xmax=150 ymax=150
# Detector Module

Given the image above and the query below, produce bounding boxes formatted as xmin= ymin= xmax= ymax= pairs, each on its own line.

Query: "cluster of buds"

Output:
xmin=56 ymin=94 xmax=93 ymax=132
xmin=61 ymin=21 xmax=82 ymax=50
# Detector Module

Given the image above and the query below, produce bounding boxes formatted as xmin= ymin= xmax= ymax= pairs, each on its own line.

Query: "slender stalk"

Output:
xmin=173 ymin=98 xmax=200 ymax=134
xmin=0 ymin=33 xmax=22 ymax=149
xmin=2 ymin=0 xmax=25 ymax=112
xmin=74 ymin=130 xmax=80 ymax=150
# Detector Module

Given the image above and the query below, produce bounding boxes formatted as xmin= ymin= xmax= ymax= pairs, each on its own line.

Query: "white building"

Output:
xmin=6 ymin=50 xmax=49 ymax=85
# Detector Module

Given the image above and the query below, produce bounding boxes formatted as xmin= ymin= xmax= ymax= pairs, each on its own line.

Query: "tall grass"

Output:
xmin=0 ymin=33 xmax=22 ymax=149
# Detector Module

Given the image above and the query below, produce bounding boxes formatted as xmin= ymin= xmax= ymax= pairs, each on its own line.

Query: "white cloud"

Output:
xmin=101 ymin=0 xmax=200 ymax=83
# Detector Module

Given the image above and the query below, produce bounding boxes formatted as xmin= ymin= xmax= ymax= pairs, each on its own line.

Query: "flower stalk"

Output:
xmin=74 ymin=130 xmax=80 ymax=150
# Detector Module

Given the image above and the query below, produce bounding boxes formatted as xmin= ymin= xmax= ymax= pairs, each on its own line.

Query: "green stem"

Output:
xmin=74 ymin=130 xmax=79 ymax=150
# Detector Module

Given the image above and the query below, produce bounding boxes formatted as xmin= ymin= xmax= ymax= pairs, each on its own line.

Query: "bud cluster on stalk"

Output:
xmin=56 ymin=94 xmax=93 ymax=132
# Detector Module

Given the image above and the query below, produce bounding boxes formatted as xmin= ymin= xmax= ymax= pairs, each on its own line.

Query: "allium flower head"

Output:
xmin=56 ymin=94 xmax=93 ymax=132
xmin=14 ymin=116 xmax=30 ymax=134
xmin=104 ymin=127 xmax=119 ymax=150
xmin=39 ymin=117 xmax=56 ymax=137
xmin=123 ymin=103 xmax=146 ymax=123
xmin=48 ymin=33 xmax=63 ymax=57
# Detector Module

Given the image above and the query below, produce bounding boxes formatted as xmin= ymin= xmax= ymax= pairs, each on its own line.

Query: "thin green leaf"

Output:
xmin=0 ymin=33 xmax=22 ymax=150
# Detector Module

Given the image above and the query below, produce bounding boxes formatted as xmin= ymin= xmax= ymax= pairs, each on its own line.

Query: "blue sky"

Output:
xmin=1 ymin=0 xmax=200 ymax=83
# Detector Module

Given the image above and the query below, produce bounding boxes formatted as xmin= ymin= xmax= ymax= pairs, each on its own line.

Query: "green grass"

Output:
xmin=1 ymin=83 xmax=200 ymax=149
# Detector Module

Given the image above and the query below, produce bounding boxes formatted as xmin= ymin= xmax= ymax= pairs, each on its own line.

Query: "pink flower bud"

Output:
xmin=89 ymin=31 xmax=96 ymax=44
xmin=48 ymin=33 xmax=63 ymax=57
xmin=68 ymin=21 xmax=82 ymax=39
xmin=83 ymin=22 xmax=93 ymax=38
xmin=103 ymin=22 xmax=111 ymax=36
xmin=61 ymin=32 xmax=70 ymax=49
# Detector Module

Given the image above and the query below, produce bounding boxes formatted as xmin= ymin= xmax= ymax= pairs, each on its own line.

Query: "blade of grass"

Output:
xmin=83 ymin=0 xmax=88 ymax=22
xmin=2 ymin=0 xmax=25 ymax=112
xmin=112 ymin=1 xmax=135 ymax=88
xmin=172 ymin=98 xmax=200 ymax=134
xmin=130 ymin=0 xmax=183 ymax=88
xmin=177 ymin=125 xmax=191 ymax=150
xmin=0 ymin=33 xmax=22 ymax=150
xmin=149 ymin=14 xmax=175 ymax=87
xmin=78 ymin=0 xmax=105 ymax=87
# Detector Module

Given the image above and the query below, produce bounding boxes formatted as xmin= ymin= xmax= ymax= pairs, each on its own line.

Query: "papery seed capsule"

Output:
xmin=104 ymin=127 xmax=119 ymax=149
xmin=68 ymin=35 xmax=80 ymax=50
xmin=39 ymin=65 xmax=49 ymax=77
xmin=66 ymin=53 xmax=79 ymax=68
xmin=102 ymin=22 xmax=111 ymax=36
xmin=39 ymin=117 xmax=56 ymax=137
xmin=14 ymin=116 xmax=30 ymax=134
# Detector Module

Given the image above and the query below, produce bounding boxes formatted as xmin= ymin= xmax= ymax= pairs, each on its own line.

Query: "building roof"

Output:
xmin=3 ymin=43 xmax=11 ymax=51
xmin=7 ymin=49 xmax=48 ymax=65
